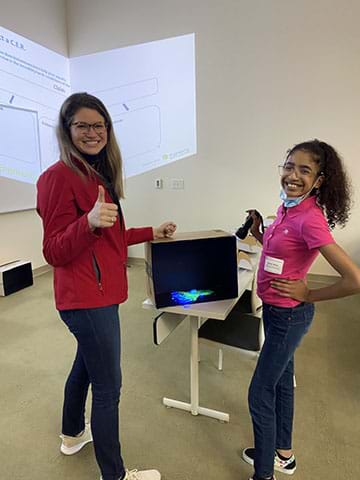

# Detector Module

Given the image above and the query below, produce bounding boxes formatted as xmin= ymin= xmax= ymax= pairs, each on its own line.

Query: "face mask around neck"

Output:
xmin=280 ymin=178 xmax=320 ymax=208
xmin=279 ymin=189 xmax=307 ymax=208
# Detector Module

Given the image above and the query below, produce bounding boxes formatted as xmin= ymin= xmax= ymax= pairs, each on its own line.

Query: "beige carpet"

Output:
xmin=0 ymin=265 xmax=359 ymax=480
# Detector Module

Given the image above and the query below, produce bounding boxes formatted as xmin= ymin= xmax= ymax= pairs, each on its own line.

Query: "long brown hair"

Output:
xmin=56 ymin=92 xmax=125 ymax=198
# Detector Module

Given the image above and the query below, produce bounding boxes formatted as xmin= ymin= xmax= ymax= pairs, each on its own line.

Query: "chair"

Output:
xmin=198 ymin=273 xmax=264 ymax=370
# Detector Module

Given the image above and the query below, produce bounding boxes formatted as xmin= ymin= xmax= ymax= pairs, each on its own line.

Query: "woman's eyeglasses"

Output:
xmin=71 ymin=121 xmax=107 ymax=134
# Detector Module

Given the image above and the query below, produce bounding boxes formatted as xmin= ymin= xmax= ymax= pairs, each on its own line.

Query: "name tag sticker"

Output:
xmin=264 ymin=256 xmax=284 ymax=274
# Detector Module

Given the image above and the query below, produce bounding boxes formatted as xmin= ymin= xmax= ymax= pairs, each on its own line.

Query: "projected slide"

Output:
xmin=113 ymin=105 xmax=161 ymax=159
xmin=0 ymin=26 xmax=196 ymax=213
xmin=0 ymin=104 xmax=41 ymax=183
xmin=0 ymin=25 xmax=70 ymax=212
xmin=0 ymin=87 xmax=60 ymax=173
xmin=70 ymin=33 xmax=196 ymax=178
xmin=98 ymin=79 xmax=162 ymax=168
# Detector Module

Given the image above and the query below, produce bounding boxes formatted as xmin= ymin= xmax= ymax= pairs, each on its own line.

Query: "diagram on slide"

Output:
xmin=95 ymin=78 xmax=162 ymax=172
xmin=0 ymin=24 xmax=70 ymax=193
xmin=113 ymin=105 xmax=161 ymax=159
xmin=0 ymin=88 xmax=60 ymax=177
xmin=71 ymin=32 xmax=196 ymax=178
xmin=92 ymin=78 xmax=166 ymax=176
xmin=95 ymin=78 xmax=158 ymax=107
xmin=0 ymin=26 xmax=195 ymax=212
xmin=0 ymin=104 xmax=41 ymax=184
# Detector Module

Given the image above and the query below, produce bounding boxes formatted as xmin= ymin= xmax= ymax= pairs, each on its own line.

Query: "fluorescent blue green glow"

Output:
xmin=171 ymin=289 xmax=214 ymax=305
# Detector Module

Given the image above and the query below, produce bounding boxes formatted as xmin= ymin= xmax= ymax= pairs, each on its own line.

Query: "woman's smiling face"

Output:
xmin=70 ymin=107 xmax=108 ymax=155
xmin=281 ymin=150 xmax=323 ymax=198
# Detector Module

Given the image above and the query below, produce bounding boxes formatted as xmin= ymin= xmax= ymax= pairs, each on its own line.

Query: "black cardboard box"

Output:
xmin=145 ymin=230 xmax=238 ymax=308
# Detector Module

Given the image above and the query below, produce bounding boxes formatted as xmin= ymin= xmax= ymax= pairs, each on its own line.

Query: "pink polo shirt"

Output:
xmin=257 ymin=196 xmax=335 ymax=307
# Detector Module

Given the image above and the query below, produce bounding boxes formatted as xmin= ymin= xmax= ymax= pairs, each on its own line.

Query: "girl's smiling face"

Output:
xmin=280 ymin=150 xmax=324 ymax=198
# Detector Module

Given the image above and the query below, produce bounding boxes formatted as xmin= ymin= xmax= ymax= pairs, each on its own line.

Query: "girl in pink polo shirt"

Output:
xmin=241 ymin=140 xmax=360 ymax=480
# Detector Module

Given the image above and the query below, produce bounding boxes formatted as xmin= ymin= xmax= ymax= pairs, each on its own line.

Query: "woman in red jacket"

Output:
xmin=37 ymin=92 xmax=176 ymax=480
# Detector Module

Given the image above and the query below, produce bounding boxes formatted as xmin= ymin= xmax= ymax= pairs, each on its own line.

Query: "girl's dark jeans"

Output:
xmin=248 ymin=302 xmax=314 ymax=478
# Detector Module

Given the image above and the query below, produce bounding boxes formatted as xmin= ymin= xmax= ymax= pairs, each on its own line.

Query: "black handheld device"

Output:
xmin=235 ymin=210 xmax=263 ymax=240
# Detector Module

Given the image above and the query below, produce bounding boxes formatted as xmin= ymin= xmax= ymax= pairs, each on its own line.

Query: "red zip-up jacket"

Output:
xmin=36 ymin=159 xmax=153 ymax=311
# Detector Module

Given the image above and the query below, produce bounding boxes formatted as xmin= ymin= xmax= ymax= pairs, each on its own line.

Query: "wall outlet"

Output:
xmin=170 ymin=178 xmax=184 ymax=189
xmin=155 ymin=178 xmax=163 ymax=189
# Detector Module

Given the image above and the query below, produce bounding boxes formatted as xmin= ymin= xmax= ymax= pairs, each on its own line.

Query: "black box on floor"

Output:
xmin=145 ymin=230 xmax=238 ymax=308
xmin=0 ymin=261 xmax=33 ymax=296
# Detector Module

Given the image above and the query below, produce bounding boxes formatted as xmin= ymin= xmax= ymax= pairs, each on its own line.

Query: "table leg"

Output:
xmin=190 ymin=315 xmax=200 ymax=414
xmin=163 ymin=315 xmax=230 ymax=422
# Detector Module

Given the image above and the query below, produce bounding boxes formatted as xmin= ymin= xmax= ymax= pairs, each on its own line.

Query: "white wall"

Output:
xmin=0 ymin=0 xmax=68 ymax=268
xmin=66 ymin=0 xmax=360 ymax=275
xmin=2 ymin=0 xmax=360 ymax=275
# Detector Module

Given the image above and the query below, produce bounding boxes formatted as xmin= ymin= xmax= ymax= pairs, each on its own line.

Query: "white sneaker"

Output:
xmin=249 ymin=477 xmax=276 ymax=480
xmin=60 ymin=422 xmax=93 ymax=455
xmin=100 ymin=468 xmax=161 ymax=480
xmin=243 ymin=447 xmax=296 ymax=475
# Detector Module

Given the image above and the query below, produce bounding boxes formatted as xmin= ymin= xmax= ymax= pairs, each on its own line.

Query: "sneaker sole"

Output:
xmin=242 ymin=449 xmax=255 ymax=466
xmin=100 ymin=471 xmax=161 ymax=480
xmin=242 ymin=450 xmax=296 ymax=475
xmin=274 ymin=463 xmax=296 ymax=475
xmin=60 ymin=438 xmax=93 ymax=455
xmin=249 ymin=478 xmax=277 ymax=480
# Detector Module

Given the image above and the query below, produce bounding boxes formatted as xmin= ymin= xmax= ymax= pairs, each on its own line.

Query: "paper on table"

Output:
xmin=238 ymin=251 xmax=253 ymax=271
xmin=264 ymin=216 xmax=276 ymax=228
xmin=237 ymin=241 xmax=253 ymax=253
xmin=237 ymin=237 xmax=261 ymax=253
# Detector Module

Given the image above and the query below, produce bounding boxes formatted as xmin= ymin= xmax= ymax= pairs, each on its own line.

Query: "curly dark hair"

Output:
xmin=286 ymin=139 xmax=352 ymax=229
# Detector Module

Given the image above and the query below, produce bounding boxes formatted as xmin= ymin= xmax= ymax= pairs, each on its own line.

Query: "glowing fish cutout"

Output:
xmin=171 ymin=289 xmax=214 ymax=305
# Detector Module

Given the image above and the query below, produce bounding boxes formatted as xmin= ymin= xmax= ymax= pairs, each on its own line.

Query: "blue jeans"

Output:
xmin=60 ymin=305 xmax=125 ymax=480
xmin=248 ymin=302 xmax=314 ymax=479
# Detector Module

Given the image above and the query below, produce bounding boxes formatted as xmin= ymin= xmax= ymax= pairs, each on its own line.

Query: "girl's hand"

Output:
xmin=270 ymin=278 xmax=310 ymax=302
xmin=246 ymin=209 xmax=263 ymax=244
xmin=247 ymin=209 xmax=261 ymax=235
xmin=153 ymin=221 xmax=177 ymax=239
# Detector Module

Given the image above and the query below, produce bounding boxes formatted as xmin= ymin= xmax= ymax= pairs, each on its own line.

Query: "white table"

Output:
xmin=143 ymin=255 xmax=259 ymax=423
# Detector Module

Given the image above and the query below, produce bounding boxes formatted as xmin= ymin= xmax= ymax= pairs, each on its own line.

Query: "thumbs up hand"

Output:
xmin=97 ymin=185 xmax=106 ymax=203
xmin=87 ymin=185 xmax=118 ymax=231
